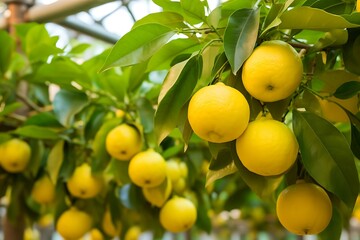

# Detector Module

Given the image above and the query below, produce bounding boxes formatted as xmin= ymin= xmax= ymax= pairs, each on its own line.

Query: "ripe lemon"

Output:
xmin=173 ymin=177 xmax=187 ymax=194
xmin=128 ymin=149 xmax=167 ymax=188
xmin=0 ymin=139 xmax=31 ymax=173
xmin=166 ymin=159 xmax=182 ymax=183
xmin=317 ymin=70 xmax=359 ymax=122
xmin=31 ymin=175 xmax=55 ymax=204
xmin=188 ymin=82 xmax=250 ymax=143
xmin=242 ymin=40 xmax=303 ymax=102
xmin=160 ymin=197 xmax=197 ymax=233
xmin=67 ymin=163 xmax=103 ymax=199
xmin=276 ymin=181 xmax=332 ymax=235
xmin=236 ymin=118 xmax=298 ymax=176
xmin=179 ymin=162 xmax=188 ymax=178
xmin=357 ymin=0 xmax=360 ymax=12
xmin=142 ymin=176 xmax=172 ymax=207
xmin=89 ymin=228 xmax=104 ymax=240
xmin=105 ymin=124 xmax=143 ymax=161
xmin=56 ymin=207 xmax=92 ymax=240
xmin=124 ymin=226 xmax=142 ymax=240
xmin=102 ymin=209 xmax=122 ymax=237
xmin=37 ymin=213 xmax=53 ymax=228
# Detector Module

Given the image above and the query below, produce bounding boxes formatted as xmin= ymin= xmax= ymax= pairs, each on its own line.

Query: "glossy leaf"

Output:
xmin=0 ymin=31 xmax=14 ymax=74
xmin=146 ymin=38 xmax=201 ymax=72
xmin=206 ymin=161 xmax=238 ymax=188
xmin=101 ymin=24 xmax=175 ymax=71
xmin=279 ymin=7 xmax=360 ymax=29
xmin=0 ymin=102 xmax=23 ymax=117
xmin=343 ymin=28 xmax=360 ymax=75
xmin=208 ymin=142 xmax=233 ymax=171
xmin=47 ymin=140 xmax=64 ymax=184
xmin=13 ymin=126 xmax=59 ymax=139
xmin=342 ymin=108 xmax=360 ymax=160
xmin=24 ymin=112 xmax=62 ymax=128
xmin=292 ymin=110 xmax=358 ymax=209
xmin=261 ymin=0 xmax=294 ymax=35
xmin=132 ymin=12 xmax=187 ymax=29
xmin=154 ymin=56 xmax=202 ymax=144
xmin=224 ymin=8 xmax=260 ymax=74
xmin=333 ymin=81 xmax=360 ymax=99
xmin=53 ymin=90 xmax=89 ymax=127
xmin=181 ymin=0 xmax=206 ymax=23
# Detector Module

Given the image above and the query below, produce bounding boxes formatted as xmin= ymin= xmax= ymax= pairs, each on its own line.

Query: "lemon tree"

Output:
xmin=0 ymin=0 xmax=360 ymax=239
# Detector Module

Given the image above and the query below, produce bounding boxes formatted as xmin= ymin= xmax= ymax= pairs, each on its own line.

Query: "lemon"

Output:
xmin=173 ymin=177 xmax=187 ymax=194
xmin=188 ymin=82 xmax=250 ymax=143
xmin=317 ymin=70 xmax=359 ymax=122
xmin=166 ymin=159 xmax=182 ymax=183
xmin=160 ymin=197 xmax=197 ymax=233
xmin=67 ymin=163 xmax=103 ymax=199
xmin=102 ymin=209 xmax=122 ymax=237
xmin=0 ymin=139 xmax=31 ymax=173
xmin=242 ymin=40 xmax=303 ymax=102
xmin=37 ymin=213 xmax=53 ymax=228
xmin=31 ymin=175 xmax=55 ymax=204
xmin=56 ymin=207 xmax=92 ymax=240
xmin=142 ymin=176 xmax=172 ymax=207
xmin=89 ymin=228 xmax=104 ymax=240
xmin=124 ymin=226 xmax=142 ymax=240
xmin=179 ymin=162 xmax=188 ymax=178
xmin=276 ymin=181 xmax=332 ymax=235
xmin=357 ymin=0 xmax=360 ymax=12
xmin=105 ymin=124 xmax=143 ymax=161
xmin=128 ymin=149 xmax=167 ymax=188
xmin=24 ymin=227 xmax=39 ymax=240
xmin=236 ymin=118 xmax=299 ymax=176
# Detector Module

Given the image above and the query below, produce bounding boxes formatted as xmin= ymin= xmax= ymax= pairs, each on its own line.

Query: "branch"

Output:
xmin=15 ymin=93 xmax=42 ymax=112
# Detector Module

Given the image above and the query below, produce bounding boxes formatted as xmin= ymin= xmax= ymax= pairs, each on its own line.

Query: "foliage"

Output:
xmin=1 ymin=0 xmax=360 ymax=239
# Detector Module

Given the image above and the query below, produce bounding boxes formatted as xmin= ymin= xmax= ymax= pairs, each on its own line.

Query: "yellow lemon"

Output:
xmin=89 ymin=228 xmax=104 ymax=240
xmin=179 ymin=162 xmax=188 ymax=178
xmin=188 ymin=82 xmax=250 ymax=143
xmin=142 ymin=176 xmax=172 ymax=207
xmin=357 ymin=0 xmax=360 ymax=12
xmin=242 ymin=40 xmax=303 ymax=102
xmin=166 ymin=159 xmax=182 ymax=184
xmin=0 ymin=139 xmax=31 ymax=173
xmin=37 ymin=213 xmax=53 ymax=228
xmin=105 ymin=124 xmax=143 ymax=161
xmin=173 ymin=177 xmax=187 ymax=194
xmin=102 ymin=209 xmax=122 ymax=237
xmin=160 ymin=197 xmax=197 ymax=233
xmin=24 ymin=227 xmax=39 ymax=240
xmin=56 ymin=207 xmax=92 ymax=240
xmin=128 ymin=149 xmax=167 ymax=188
xmin=124 ymin=226 xmax=142 ymax=240
xmin=276 ymin=181 xmax=332 ymax=235
xmin=67 ymin=163 xmax=103 ymax=199
xmin=236 ymin=119 xmax=298 ymax=176
xmin=316 ymin=70 xmax=359 ymax=122
xmin=31 ymin=175 xmax=55 ymax=204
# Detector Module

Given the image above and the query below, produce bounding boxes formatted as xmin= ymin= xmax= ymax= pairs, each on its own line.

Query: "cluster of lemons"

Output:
xmin=106 ymin=123 xmax=197 ymax=234
xmin=187 ymin=40 xmax=332 ymax=235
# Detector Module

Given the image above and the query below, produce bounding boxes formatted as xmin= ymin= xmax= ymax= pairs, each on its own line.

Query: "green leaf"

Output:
xmin=46 ymin=140 xmax=64 ymax=184
xmin=318 ymin=205 xmax=343 ymax=240
xmin=34 ymin=58 xmax=91 ymax=90
xmin=92 ymin=118 xmax=121 ymax=172
xmin=224 ymin=8 xmax=260 ymax=74
xmin=206 ymin=161 xmax=238 ymax=187
xmin=350 ymin=124 xmax=360 ymax=160
xmin=107 ymin=159 xmax=131 ymax=185
xmin=195 ymin=191 xmax=212 ymax=233
xmin=279 ymin=6 xmax=360 ymax=29
xmin=132 ymin=12 xmax=187 ymax=29
xmin=26 ymin=140 xmax=44 ymax=178
xmin=101 ymin=24 xmax=175 ymax=71
xmin=146 ymin=38 xmax=201 ymax=72
xmin=118 ymin=183 xmax=147 ymax=210
xmin=24 ymin=112 xmax=62 ymax=128
xmin=261 ymin=0 xmax=294 ymax=36
xmin=208 ymin=142 xmax=233 ymax=171
xmin=0 ymin=31 xmax=14 ymax=74
xmin=154 ymin=56 xmax=202 ymax=144
xmin=53 ymin=90 xmax=89 ymax=127
xmin=181 ymin=0 xmax=206 ymax=23
xmin=0 ymin=102 xmax=23 ymax=117
xmin=68 ymin=43 xmax=91 ymax=54
xmin=343 ymin=28 xmax=360 ymax=75
xmin=13 ymin=126 xmax=59 ymax=139
xmin=292 ymin=110 xmax=359 ymax=209
xmin=24 ymin=24 xmax=62 ymax=62
xmin=135 ymin=97 xmax=155 ymax=134
xmin=333 ymin=81 xmax=360 ymax=99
